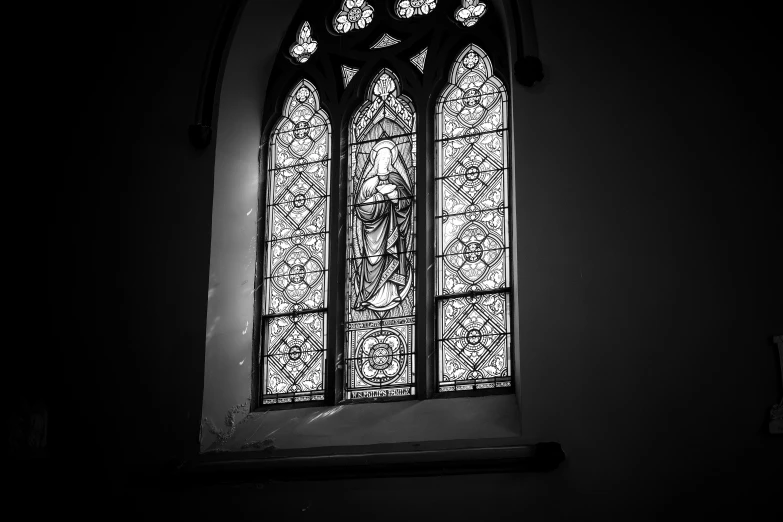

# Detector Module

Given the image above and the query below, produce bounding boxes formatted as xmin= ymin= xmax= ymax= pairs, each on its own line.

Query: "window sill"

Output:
xmin=183 ymin=439 xmax=564 ymax=483
xmin=201 ymin=394 xmax=522 ymax=454
xmin=194 ymin=381 xmax=547 ymax=482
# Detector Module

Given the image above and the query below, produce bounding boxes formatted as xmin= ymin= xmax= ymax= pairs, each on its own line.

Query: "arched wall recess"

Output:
xmin=199 ymin=0 xmax=555 ymax=457
xmin=188 ymin=0 xmax=249 ymax=149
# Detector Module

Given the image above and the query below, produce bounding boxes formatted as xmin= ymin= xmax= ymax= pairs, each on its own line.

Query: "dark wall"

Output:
xmin=17 ymin=0 xmax=228 ymax=482
xmin=16 ymin=0 xmax=781 ymax=518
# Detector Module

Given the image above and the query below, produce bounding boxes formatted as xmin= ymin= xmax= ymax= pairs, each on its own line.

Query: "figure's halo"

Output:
xmin=369 ymin=139 xmax=398 ymax=165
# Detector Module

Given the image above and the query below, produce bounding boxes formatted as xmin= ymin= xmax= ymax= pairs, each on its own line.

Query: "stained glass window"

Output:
xmin=435 ymin=45 xmax=512 ymax=392
xmin=289 ymin=21 xmax=317 ymax=64
xmin=341 ymin=65 xmax=359 ymax=87
xmin=345 ymin=70 xmax=417 ymax=400
xmin=454 ymin=0 xmax=487 ymax=27
xmin=256 ymin=1 xmax=517 ymax=409
xmin=261 ymin=80 xmax=331 ymax=404
xmin=409 ymin=48 xmax=428 ymax=73
xmin=333 ymin=0 xmax=374 ymax=34
xmin=370 ymin=33 xmax=401 ymax=49
xmin=395 ymin=0 xmax=438 ymax=19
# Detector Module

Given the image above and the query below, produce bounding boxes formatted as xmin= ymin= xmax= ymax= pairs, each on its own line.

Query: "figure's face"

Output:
xmin=376 ymin=148 xmax=392 ymax=172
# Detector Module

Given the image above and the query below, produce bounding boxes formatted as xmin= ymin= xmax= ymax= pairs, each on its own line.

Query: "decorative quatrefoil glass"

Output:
xmin=454 ymin=0 xmax=487 ymax=27
xmin=333 ymin=0 xmax=375 ymax=34
xmin=395 ymin=0 xmax=437 ymax=19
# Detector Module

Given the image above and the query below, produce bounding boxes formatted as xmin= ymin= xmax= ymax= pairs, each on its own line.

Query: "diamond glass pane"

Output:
xmin=438 ymin=293 xmax=511 ymax=392
xmin=263 ymin=312 xmax=327 ymax=404
xmin=345 ymin=69 xmax=417 ymax=400
xmin=262 ymin=81 xmax=330 ymax=404
xmin=435 ymin=45 xmax=511 ymax=391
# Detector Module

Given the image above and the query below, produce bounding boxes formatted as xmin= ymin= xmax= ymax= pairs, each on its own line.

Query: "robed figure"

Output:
xmin=352 ymin=140 xmax=414 ymax=312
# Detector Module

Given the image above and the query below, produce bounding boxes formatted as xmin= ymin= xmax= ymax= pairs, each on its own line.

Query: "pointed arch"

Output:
xmin=345 ymin=68 xmax=418 ymax=400
xmin=435 ymin=44 xmax=512 ymax=392
xmin=261 ymin=79 xmax=332 ymax=405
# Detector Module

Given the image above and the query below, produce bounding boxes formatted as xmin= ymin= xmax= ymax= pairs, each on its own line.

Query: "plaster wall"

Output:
xmin=200 ymin=0 xmax=301 ymax=451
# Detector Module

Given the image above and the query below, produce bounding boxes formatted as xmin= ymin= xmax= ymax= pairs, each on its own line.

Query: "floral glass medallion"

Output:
xmin=395 ymin=0 xmax=437 ymax=19
xmin=370 ymin=33 xmax=402 ymax=49
xmin=454 ymin=0 xmax=487 ymax=27
xmin=333 ymin=0 xmax=375 ymax=34
xmin=341 ymin=65 xmax=360 ymax=87
xmin=289 ymin=21 xmax=318 ymax=63
xmin=410 ymin=48 xmax=428 ymax=73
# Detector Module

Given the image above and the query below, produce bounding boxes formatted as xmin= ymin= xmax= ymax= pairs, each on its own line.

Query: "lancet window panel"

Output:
xmin=435 ymin=45 xmax=512 ymax=392
xmin=345 ymin=69 xmax=418 ymax=400
xmin=262 ymin=81 xmax=331 ymax=405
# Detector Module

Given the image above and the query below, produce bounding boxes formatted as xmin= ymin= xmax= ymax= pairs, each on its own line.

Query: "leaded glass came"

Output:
xmin=346 ymin=70 xmax=417 ymax=400
xmin=435 ymin=45 xmax=511 ymax=392
xmin=262 ymin=81 xmax=331 ymax=404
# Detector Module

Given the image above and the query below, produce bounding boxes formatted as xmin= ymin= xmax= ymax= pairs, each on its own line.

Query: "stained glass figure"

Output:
xmin=346 ymin=69 xmax=417 ymax=400
xmin=262 ymin=80 xmax=331 ymax=404
xmin=454 ymin=0 xmax=487 ymax=27
xmin=370 ymin=33 xmax=402 ymax=49
xmin=333 ymin=0 xmax=374 ymax=34
xmin=435 ymin=45 xmax=511 ymax=392
xmin=341 ymin=65 xmax=359 ymax=87
xmin=289 ymin=21 xmax=318 ymax=63
xmin=410 ymin=48 xmax=428 ymax=73
xmin=396 ymin=0 xmax=437 ymax=18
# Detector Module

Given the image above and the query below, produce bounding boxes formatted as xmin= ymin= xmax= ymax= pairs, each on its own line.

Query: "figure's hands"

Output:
xmin=376 ymin=183 xmax=395 ymax=196
xmin=376 ymin=184 xmax=399 ymax=201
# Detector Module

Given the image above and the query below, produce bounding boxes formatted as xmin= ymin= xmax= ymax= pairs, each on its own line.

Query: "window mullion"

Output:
xmin=327 ymin=110 xmax=349 ymax=406
xmin=416 ymin=95 xmax=434 ymax=400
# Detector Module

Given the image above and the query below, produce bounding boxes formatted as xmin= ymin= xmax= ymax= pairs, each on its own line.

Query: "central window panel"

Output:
xmin=345 ymin=69 xmax=418 ymax=399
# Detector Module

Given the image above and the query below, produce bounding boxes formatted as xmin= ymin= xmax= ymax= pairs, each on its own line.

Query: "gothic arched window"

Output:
xmin=257 ymin=0 xmax=513 ymax=408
